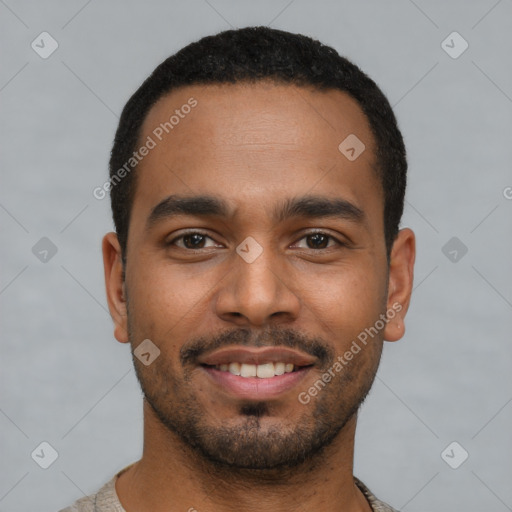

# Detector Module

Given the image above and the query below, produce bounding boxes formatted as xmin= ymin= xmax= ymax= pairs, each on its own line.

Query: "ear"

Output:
xmin=383 ymin=228 xmax=416 ymax=342
xmin=102 ymin=232 xmax=129 ymax=343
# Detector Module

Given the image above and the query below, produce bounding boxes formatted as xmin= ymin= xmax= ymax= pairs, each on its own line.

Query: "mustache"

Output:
xmin=180 ymin=326 xmax=334 ymax=368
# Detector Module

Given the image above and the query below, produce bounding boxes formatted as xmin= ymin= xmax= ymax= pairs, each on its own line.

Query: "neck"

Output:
xmin=116 ymin=401 xmax=372 ymax=512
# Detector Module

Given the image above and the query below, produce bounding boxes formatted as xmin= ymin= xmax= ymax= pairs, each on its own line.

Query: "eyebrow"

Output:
xmin=274 ymin=195 xmax=364 ymax=224
xmin=146 ymin=194 xmax=365 ymax=230
xmin=147 ymin=195 xmax=230 ymax=229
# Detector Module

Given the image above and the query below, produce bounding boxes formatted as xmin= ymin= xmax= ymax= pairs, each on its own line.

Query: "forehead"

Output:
xmin=131 ymin=81 xmax=382 ymax=230
xmin=141 ymin=80 xmax=375 ymax=156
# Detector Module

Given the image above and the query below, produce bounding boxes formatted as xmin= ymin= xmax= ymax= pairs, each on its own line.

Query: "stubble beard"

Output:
xmin=129 ymin=327 xmax=382 ymax=472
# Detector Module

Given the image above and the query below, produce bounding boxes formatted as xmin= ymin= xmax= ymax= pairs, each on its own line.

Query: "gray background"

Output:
xmin=1 ymin=1 xmax=511 ymax=510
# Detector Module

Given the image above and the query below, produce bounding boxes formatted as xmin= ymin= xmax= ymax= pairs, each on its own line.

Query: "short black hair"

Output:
xmin=109 ymin=26 xmax=407 ymax=261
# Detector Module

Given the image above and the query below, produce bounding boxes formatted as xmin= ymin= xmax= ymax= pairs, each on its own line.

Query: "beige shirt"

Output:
xmin=59 ymin=463 xmax=399 ymax=512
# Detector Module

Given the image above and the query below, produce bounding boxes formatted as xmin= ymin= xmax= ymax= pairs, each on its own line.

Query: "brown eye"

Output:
xmin=306 ymin=233 xmax=330 ymax=249
xmin=182 ymin=233 xmax=207 ymax=249
xmin=168 ymin=232 xmax=218 ymax=250
xmin=294 ymin=232 xmax=342 ymax=250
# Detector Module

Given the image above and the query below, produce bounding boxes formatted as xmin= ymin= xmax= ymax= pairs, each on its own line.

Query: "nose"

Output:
xmin=214 ymin=239 xmax=301 ymax=327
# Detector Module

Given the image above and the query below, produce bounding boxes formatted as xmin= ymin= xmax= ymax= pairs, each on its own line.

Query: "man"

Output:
xmin=62 ymin=26 xmax=415 ymax=512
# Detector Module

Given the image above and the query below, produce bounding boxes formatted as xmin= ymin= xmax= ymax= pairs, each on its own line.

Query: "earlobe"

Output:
xmin=384 ymin=314 xmax=405 ymax=342
xmin=383 ymin=228 xmax=415 ymax=342
xmin=102 ymin=232 xmax=129 ymax=344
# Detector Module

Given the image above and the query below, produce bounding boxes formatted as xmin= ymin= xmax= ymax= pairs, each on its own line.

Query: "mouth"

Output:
xmin=197 ymin=346 xmax=316 ymax=399
xmin=203 ymin=361 xmax=306 ymax=378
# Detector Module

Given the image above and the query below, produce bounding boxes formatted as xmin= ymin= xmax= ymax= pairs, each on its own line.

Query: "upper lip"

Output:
xmin=197 ymin=346 xmax=317 ymax=367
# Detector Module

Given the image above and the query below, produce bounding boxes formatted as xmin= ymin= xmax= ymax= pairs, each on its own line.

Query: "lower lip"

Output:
xmin=201 ymin=366 xmax=312 ymax=400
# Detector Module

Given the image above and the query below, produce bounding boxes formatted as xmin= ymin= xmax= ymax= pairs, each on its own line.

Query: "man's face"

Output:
xmin=106 ymin=82 xmax=409 ymax=470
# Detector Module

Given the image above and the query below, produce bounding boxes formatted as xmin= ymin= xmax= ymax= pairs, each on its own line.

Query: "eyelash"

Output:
xmin=167 ymin=230 xmax=346 ymax=251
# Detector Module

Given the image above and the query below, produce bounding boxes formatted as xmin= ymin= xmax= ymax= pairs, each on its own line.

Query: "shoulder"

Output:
xmin=58 ymin=494 xmax=95 ymax=512
xmin=58 ymin=465 xmax=133 ymax=512
xmin=354 ymin=476 xmax=400 ymax=512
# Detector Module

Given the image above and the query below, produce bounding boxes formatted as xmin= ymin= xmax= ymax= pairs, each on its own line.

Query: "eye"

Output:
xmin=168 ymin=231 xmax=221 ymax=250
xmin=293 ymin=232 xmax=344 ymax=250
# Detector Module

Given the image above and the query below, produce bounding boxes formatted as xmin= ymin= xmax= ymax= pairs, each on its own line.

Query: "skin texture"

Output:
xmin=103 ymin=81 xmax=415 ymax=512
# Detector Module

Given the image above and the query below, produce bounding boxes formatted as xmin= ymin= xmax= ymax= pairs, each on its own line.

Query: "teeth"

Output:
xmin=228 ymin=362 xmax=241 ymax=375
xmin=240 ymin=363 xmax=257 ymax=377
xmin=256 ymin=363 xmax=275 ymax=378
xmin=216 ymin=362 xmax=297 ymax=378
xmin=274 ymin=362 xmax=285 ymax=375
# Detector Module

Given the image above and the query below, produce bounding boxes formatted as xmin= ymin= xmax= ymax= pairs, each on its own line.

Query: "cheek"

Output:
xmin=297 ymin=259 xmax=386 ymax=338
xmin=126 ymin=257 xmax=216 ymax=336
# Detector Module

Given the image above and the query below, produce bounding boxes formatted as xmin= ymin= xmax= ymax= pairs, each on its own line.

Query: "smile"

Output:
xmin=197 ymin=346 xmax=316 ymax=399
xmin=207 ymin=362 xmax=300 ymax=379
